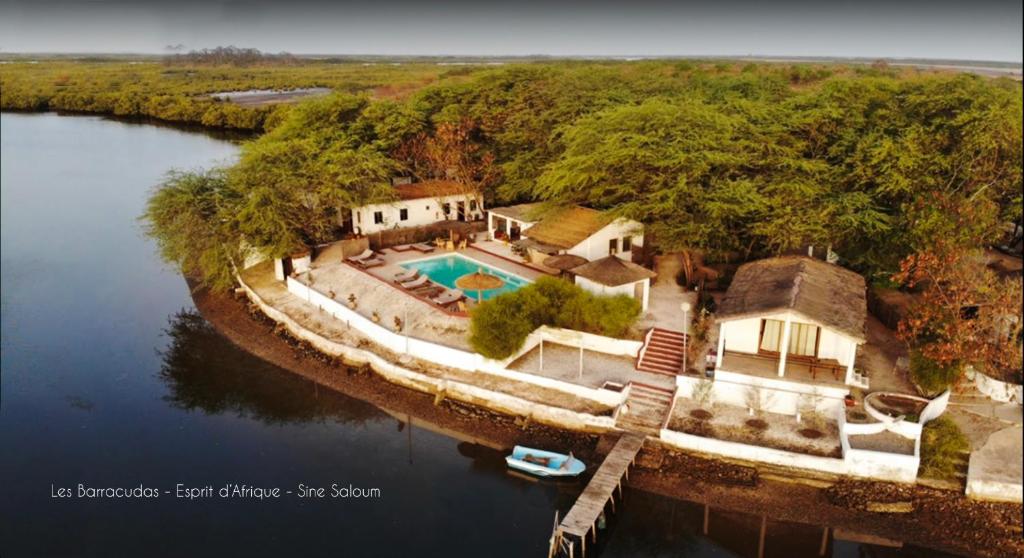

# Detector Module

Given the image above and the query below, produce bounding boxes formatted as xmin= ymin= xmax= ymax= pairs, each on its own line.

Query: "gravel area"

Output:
xmin=668 ymin=397 xmax=842 ymax=458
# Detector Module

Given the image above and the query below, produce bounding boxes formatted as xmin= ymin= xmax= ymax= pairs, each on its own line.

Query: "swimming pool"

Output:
xmin=400 ymin=254 xmax=530 ymax=301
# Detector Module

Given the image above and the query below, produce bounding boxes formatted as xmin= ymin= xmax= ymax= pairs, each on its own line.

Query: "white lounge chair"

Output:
xmin=393 ymin=269 xmax=419 ymax=283
xmin=345 ymin=249 xmax=374 ymax=264
xmin=354 ymin=257 xmax=384 ymax=269
xmin=411 ymin=243 xmax=435 ymax=253
xmin=399 ymin=275 xmax=430 ymax=290
xmin=432 ymin=289 xmax=465 ymax=307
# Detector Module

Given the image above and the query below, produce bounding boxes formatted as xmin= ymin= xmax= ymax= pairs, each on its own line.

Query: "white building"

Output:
xmin=487 ymin=203 xmax=644 ymax=262
xmin=686 ymin=257 xmax=870 ymax=416
xmin=571 ymin=256 xmax=657 ymax=311
xmin=352 ymin=180 xmax=484 ymax=235
xmin=487 ymin=203 xmax=652 ymax=308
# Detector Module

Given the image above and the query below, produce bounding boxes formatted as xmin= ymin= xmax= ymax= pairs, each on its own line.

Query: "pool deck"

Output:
xmin=303 ymin=243 xmax=550 ymax=348
xmin=361 ymin=244 xmax=548 ymax=286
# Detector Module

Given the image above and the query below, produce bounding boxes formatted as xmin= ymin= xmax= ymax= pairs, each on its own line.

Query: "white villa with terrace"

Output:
xmin=487 ymin=203 xmax=643 ymax=262
xmin=350 ymin=180 xmax=484 ymax=235
xmin=485 ymin=203 xmax=654 ymax=310
xmin=702 ymin=257 xmax=871 ymax=416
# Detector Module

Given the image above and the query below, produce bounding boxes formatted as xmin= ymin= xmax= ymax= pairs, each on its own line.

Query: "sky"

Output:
xmin=0 ymin=0 xmax=1021 ymax=62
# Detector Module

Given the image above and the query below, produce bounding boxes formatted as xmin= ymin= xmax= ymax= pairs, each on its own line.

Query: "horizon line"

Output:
xmin=0 ymin=51 xmax=1021 ymax=66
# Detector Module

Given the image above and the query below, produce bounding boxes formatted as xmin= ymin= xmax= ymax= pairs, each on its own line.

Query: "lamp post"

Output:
xmin=681 ymin=302 xmax=691 ymax=374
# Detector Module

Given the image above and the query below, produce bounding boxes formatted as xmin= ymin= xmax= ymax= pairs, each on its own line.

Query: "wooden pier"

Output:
xmin=550 ymin=432 xmax=645 ymax=557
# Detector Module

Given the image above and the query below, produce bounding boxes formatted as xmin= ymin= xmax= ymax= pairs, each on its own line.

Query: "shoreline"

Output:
xmin=192 ymin=284 xmax=1023 ymax=558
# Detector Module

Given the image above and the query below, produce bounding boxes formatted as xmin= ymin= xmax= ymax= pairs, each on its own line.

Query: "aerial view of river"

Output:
xmin=0 ymin=112 xmax=957 ymax=557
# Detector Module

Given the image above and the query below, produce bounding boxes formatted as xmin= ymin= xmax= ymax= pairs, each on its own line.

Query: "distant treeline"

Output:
xmin=0 ymin=58 xmax=473 ymax=130
xmin=165 ymin=46 xmax=300 ymax=67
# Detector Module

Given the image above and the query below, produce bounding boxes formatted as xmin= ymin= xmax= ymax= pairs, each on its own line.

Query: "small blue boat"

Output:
xmin=505 ymin=446 xmax=586 ymax=478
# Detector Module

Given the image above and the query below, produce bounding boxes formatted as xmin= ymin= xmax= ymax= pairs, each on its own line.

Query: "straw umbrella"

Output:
xmin=455 ymin=268 xmax=505 ymax=302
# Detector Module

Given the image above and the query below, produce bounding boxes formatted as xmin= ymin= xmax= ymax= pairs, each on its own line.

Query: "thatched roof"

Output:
xmin=717 ymin=256 xmax=867 ymax=341
xmin=523 ymin=206 xmax=611 ymax=249
xmin=543 ymin=254 xmax=588 ymax=271
xmin=394 ymin=180 xmax=468 ymax=200
xmin=488 ymin=202 xmax=545 ymax=222
xmin=571 ymin=256 xmax=657 ymax=287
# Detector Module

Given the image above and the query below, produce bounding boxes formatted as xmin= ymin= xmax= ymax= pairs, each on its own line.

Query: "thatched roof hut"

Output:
xmin=571 ymin=256 xmax=657 ymax=287
xmin=543 ymin=254 xmax=588 ymax=272
xmin=717 ymin=256 xmax=867 ymax=341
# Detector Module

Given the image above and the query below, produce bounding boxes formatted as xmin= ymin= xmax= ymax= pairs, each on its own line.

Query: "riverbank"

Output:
xmin=193 ymin=285 xmax=1023 ymax=558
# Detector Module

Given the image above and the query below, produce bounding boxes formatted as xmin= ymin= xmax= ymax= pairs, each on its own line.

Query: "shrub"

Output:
xmin=919 ymin=416 xmax=969 ymax=481
xmin=909 ymin=351 xmax=961 ymax=395
xmin=469 ymin=277 xmax=641 ymax=359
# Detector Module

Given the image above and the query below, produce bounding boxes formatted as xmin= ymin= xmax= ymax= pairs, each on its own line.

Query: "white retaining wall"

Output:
xmin=966 ymin=476 xmax=1024 ymax=503
xmin=238 ymin=275 xmax=621 ymax=433
xmin=285 ymin=276 xmax=627 ymax=408
xmin=968 ymin=365 xmax=1023 ymax=404
xmin=660 ymin=405 xmax=920 ymax=483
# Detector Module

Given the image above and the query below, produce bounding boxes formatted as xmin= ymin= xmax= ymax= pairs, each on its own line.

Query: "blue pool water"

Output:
xmin=400 ymin=254 xmax=530 ymax=300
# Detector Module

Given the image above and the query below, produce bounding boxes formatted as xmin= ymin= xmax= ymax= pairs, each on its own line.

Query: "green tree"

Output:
xmin=142 ymin=169 xmax=242 ymax=291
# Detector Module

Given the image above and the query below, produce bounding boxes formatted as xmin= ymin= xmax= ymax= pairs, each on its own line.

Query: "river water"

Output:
xmin=0 ymin=113 xmax=952 ymax=557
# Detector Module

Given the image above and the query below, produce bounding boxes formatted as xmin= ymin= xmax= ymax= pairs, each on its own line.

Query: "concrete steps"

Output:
xmin=617 ymin=383 xmax=675 ymax=436
xmin=636 ymin=328 xmax=688 ymax=376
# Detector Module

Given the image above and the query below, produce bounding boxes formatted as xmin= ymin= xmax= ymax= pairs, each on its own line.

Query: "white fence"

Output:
xmin=675 ymin=370 xmax=850 ymax=417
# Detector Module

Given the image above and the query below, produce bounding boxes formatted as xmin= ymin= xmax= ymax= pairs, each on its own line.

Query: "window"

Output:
xmin=759 ymin=319 xmax=818 ymax=357
xmin=469 ymin=200 xmax=478 ymax=211
xmin=373 ymin=211 xmax=384 ymax=225
xmin=760 ymin=320 xmax=783 ymax=352
xmin=788 ymin=323 xmax=818 ymax=356
xmin=622 ymin=236 xmax=633 ymax=252
xmin=356 ymin=211 xmax=361 ymax=224
xmin=442 ymin=203 xmax=451 ymax=215
xmin=609 ymin=238 xmax=619 ymax=254
xmin=399 ymin=208 xmax=409 ymax=221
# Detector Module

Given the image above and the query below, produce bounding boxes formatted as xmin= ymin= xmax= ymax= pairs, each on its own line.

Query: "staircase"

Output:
xmin=636 ymin=328 xmax=688 ymax=376
xmin=616 ymin=383 xmax=676 ymax=436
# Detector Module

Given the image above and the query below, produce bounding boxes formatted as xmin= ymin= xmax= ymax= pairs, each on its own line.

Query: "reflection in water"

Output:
xmin=158 ymin=310 xmax=380 ymax=426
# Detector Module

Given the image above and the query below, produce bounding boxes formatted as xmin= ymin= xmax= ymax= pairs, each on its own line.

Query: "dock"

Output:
xmin=551 ymin=432 xmax=645 ymax=557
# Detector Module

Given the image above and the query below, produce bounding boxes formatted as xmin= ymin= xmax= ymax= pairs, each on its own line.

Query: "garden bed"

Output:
xmin=667 ymin=397 xmax=842 ymax=458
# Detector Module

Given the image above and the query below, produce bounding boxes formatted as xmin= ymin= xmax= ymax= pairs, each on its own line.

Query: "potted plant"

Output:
xmin=394 ymin=316 xmax=404 ymax=332
xmin=347 ymin=293 xmax=357 ymax=309
xmin=371 ymin=311 xmax=381 ymax=323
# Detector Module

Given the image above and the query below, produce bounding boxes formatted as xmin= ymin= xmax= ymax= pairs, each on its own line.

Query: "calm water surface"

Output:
xmin=0 ymin=113 xmax=946 ymax=557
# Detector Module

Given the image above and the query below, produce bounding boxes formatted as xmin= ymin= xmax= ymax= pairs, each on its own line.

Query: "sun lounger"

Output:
xmin=432 ymin=289 xmax=465 ymax=307
xmin=391 ymin=244 xmax=414 ymax=252
xmin=399 ymin=275 xmax=430 ymax=290
xmin=412 ymin=285 xmax=444 ymax=298
xmin=411 ymin=243 xmax=435 ymax=253
xmin=354 ymin=257 xmax=384 ymax=269
xmin=345 ymin=249 xmax=375 ymax=264
xmin=393 ymin=269 xmax=419 ymax=283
